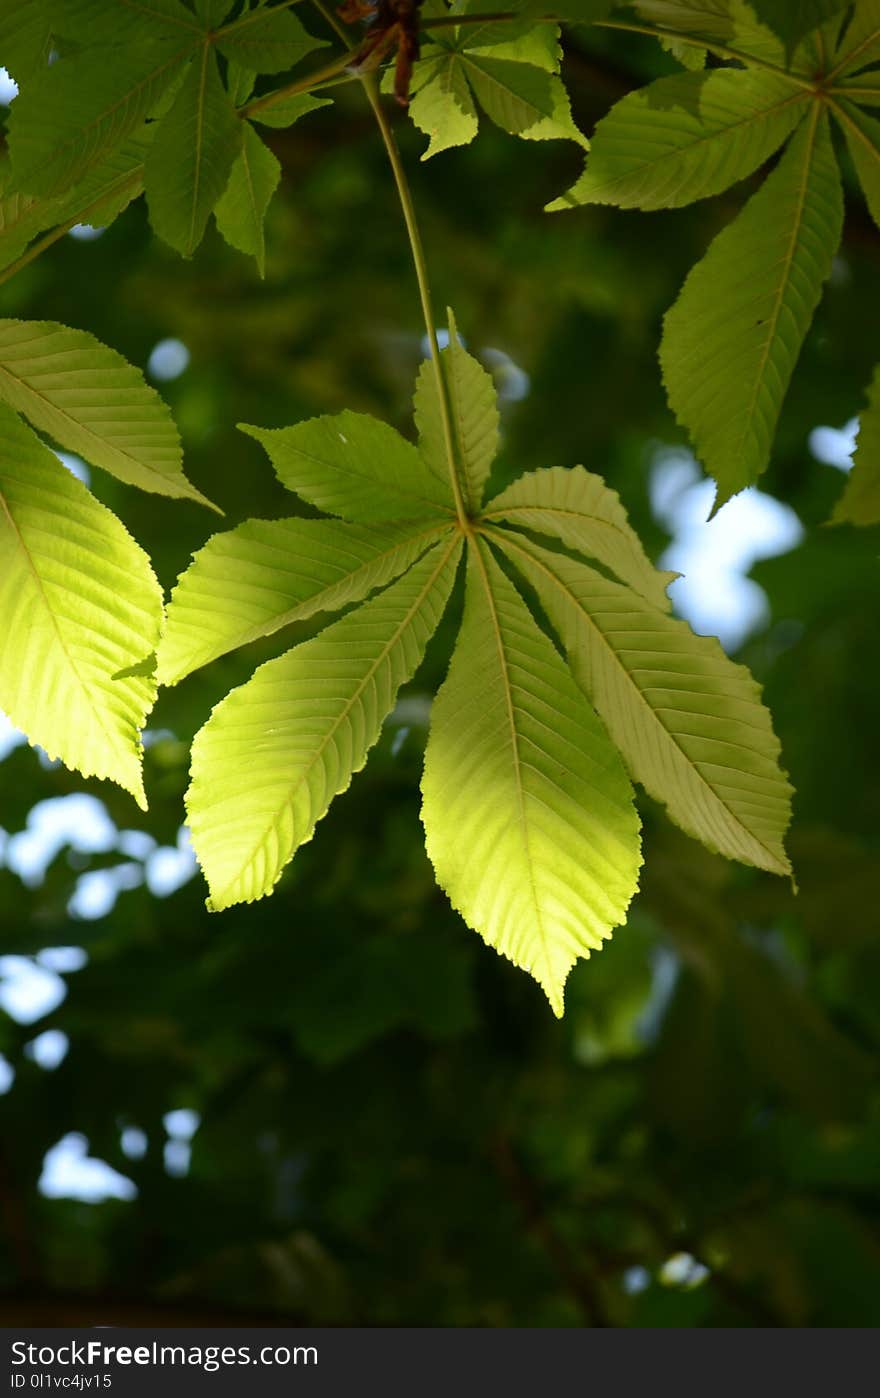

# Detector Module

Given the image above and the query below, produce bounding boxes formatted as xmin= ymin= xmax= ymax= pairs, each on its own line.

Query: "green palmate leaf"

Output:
xmin=247 ymin=92 xmax=332 ymax=128
xmin=144 ymin=44 xmax=243 ymax=256
xmin=832 ymin=365 xmax=880 ymax=526
xmin=187 ymin=535 xmax=462 ymax=910
xmin=157 ymin=517 xmax=446 ymax=686
xmin=0 ymin=404 xmax=162 ymax=808
xmin=414 ymin=314 xmax=499 ymax=512
xmin=216 ymin=8 xmax=326 ymax=73
xmin=404 ymin=22 xmax=586 ymax=157
xmin=241 ymin=411 xmax=456 ymax=522
xmin=660 ymin=109 xmax=844 ymax=503
xmin=421 ymin=539 xmax=641 ymax=1016
xmin=0 ymin=320 xmax=215 ymax=508
xmin=834 ymin=98 xmax=880 ymax=230
xmin=749 ymin=1 xmax=848 ymax=55
xmin=832 ymin=0 xmax=880 ymax=77
xmin=547 ymin=70 xmax=808 ymax=211
xmin=482 ymin=465 xmax=674 ymax=609
xmin=7 ymin=39 xmax=193 ymax=197
xmin=0 ymin=0 xmax=52 ymax=83
xmin=214 ymin=122 xmax=281 ymax=275
xmin=494 ymin=530 xmax=793 ymax=875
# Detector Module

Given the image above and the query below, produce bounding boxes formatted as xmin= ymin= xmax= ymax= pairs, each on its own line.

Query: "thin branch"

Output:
xmin=491 ymin=1133 xmax=611 ymax=1326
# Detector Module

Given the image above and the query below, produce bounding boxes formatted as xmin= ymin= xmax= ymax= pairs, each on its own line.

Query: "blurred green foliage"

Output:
xmin=0 ymin=15 xmax=878 ymax=1326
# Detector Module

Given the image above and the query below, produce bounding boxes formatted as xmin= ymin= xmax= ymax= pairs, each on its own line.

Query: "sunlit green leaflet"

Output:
xmin=171 ymin=322 xmax=792 ymax=1013
xmin=0 ymin=404 xmax=162 ymax=808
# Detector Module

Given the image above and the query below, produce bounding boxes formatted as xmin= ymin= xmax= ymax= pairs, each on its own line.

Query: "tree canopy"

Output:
xmin=0 ymin=0 xmax=878 ymax=1326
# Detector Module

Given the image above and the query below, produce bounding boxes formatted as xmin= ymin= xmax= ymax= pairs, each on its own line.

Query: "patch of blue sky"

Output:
xmin=39 ymin=1133 xmax=137 ymax=1203
xmin=650 ymin=449 xmax=804 ymax=652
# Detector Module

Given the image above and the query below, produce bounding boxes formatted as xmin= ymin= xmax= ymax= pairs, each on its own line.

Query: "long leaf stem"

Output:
xmin=362 ymin=78 xmax=470 ymax=527
xmin=308 ymin=0 xmax=470 ymax=527
xmin=241 ymin=51 xmax=355 ymax=119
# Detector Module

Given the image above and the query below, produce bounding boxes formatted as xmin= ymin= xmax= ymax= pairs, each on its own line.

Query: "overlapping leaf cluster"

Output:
xmin=157 ymin=321 xmax=793 ymax=1012
xmin=394 ymin=3 xmax=588 ymax=157
xmin=7 ymin=0 xmax=867 ymax=1012
xmin=544 ymin=0 xmax=880 ymax=519
xmin=0 ymin=318 xmax=214 ymax=807
xmin=0 ymin=0 xmax=330 ymax=269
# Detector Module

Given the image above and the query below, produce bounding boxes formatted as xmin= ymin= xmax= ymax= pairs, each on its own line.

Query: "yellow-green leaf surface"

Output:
xmin=157 ymin=517 xmax=447 ymax=686
xmin=0 ymin=404 xmax=162 ymax=807
xmin=409 ymin=57 xmax=479 ymax=159
xmin=548 ymin=70 xmax=807 ymax=211
xmin=144 ymin=43 xmax=242 ymax=256
xmin=494 ymin=530 xmax=793 ymax=875
xmin=0 ymin=320 xmax=215 ymax=508
xmin=421 ymin=540 xmax=641 ymax=1016
xmin=187 ymin=536 xmax=462 ymax=911
xmin=414 ymin=314 xmax=499 ymax=513
xmin=241 ymin=411 xmax=455 ymax=522
xmin=214 ymin=122 xmax=281 ymax=276
xmin=660 ymin=110 xmax=844 ymax=503
xmin=832 ymin=364 xmax=880 ymax=525
xmin=833 ymin=98 xmax=880 ymax=230
xmin=482 ymin=465 xmax=675 ymax=609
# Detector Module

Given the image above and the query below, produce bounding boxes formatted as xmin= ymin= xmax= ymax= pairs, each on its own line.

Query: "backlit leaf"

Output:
xmin=495 ymin=530 xmax=793 ymax=875
xmin=0 ymin=404 xmax=162 ymax=807
xmin=421 ymin=539 xmax=641 ymax=1016
xmin=8 ymin=39 xmax=192 ymax=196
xmin=240 ymin=411 xmax=456 ymax=522
xmin=214 ymin=121 xmax=281 ymax=276
xmin=144 ymin=44 xmax=243 ymax=256
xmin=660 ymin=110 xmax=844 ymax=503
xmin=157 ymin=517 xmax=447 ymax=686
xmin=413 ymin=312 xmax=499 ymax=513
xmin=187 ymin=536 xmax=462 ymax=910
xmin=0 ymin=319 xmax=215 ymax=508
xmin=482 ymin=465 xmax=674 ymax=609
xmin=548 ymin=69 xmax=808 ymax=211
